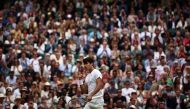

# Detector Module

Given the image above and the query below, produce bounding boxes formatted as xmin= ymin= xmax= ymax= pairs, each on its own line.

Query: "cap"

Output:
xmin=21 ymin=87 xmax=27 ymax=91
xmin=15 ymin=96 xmax=21 ymax=100
xmin=32 ymin=81 xmax=37 ymax=85
xmin=44 ymin=82 xmax=51 ymax=86
xmin=90 ymin=38 xmax=95 ymax=42
xmin=173 ymin=60 xmax=178 ymax=64
xmin=76 ymin=59 xmax=82 ymax=63
xmin=131 ymin=91 xmax=137 ymax=95
xmin=45 ymin=53 xmax=50 ymax=56
xmin=0 ymin=93 xmax=5 ymax=98
xmin=69 ymin=76 xmax=73 ymax=80
xmin=6 ymin=87 xmax=12 ymax=92
xmin=151 ymin=91 xmax=158 ymax=96
xmin=148 ymin=74 xmax=154 ymax=77
xmin=79 ymin=53 xmax=84 ymax=57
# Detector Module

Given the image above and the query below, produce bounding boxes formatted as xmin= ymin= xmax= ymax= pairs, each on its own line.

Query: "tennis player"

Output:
xmin=78 ymin=56 xmax=104 ymax=109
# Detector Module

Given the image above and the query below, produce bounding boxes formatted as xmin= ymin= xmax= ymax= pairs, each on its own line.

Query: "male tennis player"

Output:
xmin=78 ymin=56 xmax=104 ymax=109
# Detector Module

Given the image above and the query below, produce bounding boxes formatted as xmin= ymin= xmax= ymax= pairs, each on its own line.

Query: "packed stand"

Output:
xmin=0 ymin=0 xmax=190 ymax=109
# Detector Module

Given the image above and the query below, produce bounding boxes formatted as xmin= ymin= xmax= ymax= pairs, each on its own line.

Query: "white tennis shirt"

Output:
xmin=85 ymin=69 xmax=103 ymax=98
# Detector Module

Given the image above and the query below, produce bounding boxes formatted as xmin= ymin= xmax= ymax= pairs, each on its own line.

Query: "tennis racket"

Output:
xmin=67 ymin=94 xmax=103 ymax=109
xmin=67 ymin=96 xmax=87 ymax=109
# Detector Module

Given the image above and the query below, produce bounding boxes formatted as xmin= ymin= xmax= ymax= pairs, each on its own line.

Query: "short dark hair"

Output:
xmin=83 ymin=56 xmax=94 ymax=64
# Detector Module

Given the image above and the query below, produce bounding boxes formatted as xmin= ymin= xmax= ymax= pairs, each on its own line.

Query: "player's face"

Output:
xmin=83 ymin=62 xmax=91 ymax=71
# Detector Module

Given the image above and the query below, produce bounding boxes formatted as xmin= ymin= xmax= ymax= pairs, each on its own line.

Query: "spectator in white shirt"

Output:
xmin=29 ymin=52 xmax=41 ymax=73
xmin=11 ymin=60 xmax=23 ymax=76
xmin=50 ymin=49 xmax=63 ymax=65
xmin=41 ymin=82 xmax=51 ymax=99
xmin=24 ymin=97 xmax=38 ymax=109
xmin=148 ymin=20 xmax=157 ymax=34
xmin=155 ymin=56 xmax=168 ymax=80
xmin=6 ymin=71 xmax=17 ymax=88
xmin=35 ymin=37 xmax=46 ymax=55
xmin=96 ymin=40 xmax=111 ymax=59
xmin=140 ymin=26 xmax=151 ymax=45
xmin=154 ymin=47 xmax=166 ymax=61
xmin=176 ymin=15 xmax=188 ymax=29
xmin=144 ymin=53 xmax=157 ymax=72
xmin=0 ymin=48 xmax=6 ymax=62
xmin=122 ymin=80 xmax=136 ymax=103
xmin=13 ymin=81 xmax=25 ymax=98
xmin=0 ymin=82 xmax=6 ymax=95
xmin=151 ymin=28 xmax=163 ymax=46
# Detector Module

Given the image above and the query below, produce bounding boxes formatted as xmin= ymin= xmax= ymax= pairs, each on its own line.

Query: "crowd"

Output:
xmin=0 ymin=0 xmax=190 ymax=109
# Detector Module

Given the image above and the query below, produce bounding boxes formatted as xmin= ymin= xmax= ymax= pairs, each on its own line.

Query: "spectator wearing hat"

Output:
xmin=4 ymin=87 xmax=14 ymax=106
xmin=11 ymin=96 xmax=23 ymax=109
xmin=0 ymin=93 xmax=5 ymax=109
xmin=41 ymin=82 xmax=51 ymax=99
xmin=28 ymin=81 xmax=39 ymax=95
